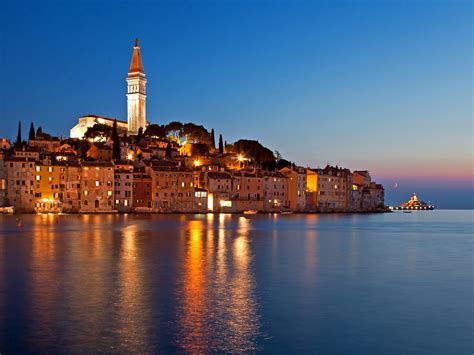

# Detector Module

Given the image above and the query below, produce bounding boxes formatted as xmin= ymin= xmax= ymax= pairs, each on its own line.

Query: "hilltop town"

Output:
xmin=0 ymin=40 xmax=385 ymax=214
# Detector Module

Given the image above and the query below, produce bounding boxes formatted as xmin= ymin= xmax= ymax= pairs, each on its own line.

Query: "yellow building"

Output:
xmin=34 ymin=163 xmax=63 ymax=213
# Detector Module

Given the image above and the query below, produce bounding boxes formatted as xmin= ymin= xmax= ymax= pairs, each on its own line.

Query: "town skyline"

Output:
xmin=1 ymin=0 xmax=472 ymax=208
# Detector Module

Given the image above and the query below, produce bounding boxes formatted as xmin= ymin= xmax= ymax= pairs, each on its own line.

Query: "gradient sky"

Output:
xmin=0 ymin=0 xmax=472 ymax=208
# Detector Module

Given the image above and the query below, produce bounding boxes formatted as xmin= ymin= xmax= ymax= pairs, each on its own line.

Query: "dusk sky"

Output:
xmin=1 ymin=0 xmax=472 ymax=208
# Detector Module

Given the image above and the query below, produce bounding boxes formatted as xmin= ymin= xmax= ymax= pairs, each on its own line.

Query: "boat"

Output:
xmin=280 ymin=211 xmax=293 ymax=215
xmin=394 ymin=193 xmax=435 ymax=211
xmin=243 ymin=210 xmax=258 ymax=215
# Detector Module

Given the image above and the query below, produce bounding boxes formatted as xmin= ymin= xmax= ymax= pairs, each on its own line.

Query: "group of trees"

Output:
xmin=77 ymin=120 xmax=291 ymax=170
xmin=15 ymin=121 xmax=51 ymax=147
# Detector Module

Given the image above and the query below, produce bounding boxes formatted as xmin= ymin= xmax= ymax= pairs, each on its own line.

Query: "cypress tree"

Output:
xmin=166 ymin=140 xmax=172 ymax=159
xmin=210 ymin=128 xmax=215 ymax=149
xmin=16 ymin=121 xmax=22 ymax=146
xmin=112 ymin=119 xmax=121 ymax=161
xmin=137 ymin=127 xmax=143 ymax=142
xmin=29 ymin=122 xmax=35 ymax=141
xmin=218 ymin=134 xmax=223 ymax=155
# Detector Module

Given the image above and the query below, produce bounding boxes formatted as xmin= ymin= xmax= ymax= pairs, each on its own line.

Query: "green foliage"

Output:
xmin=112 ymin=120 xmax=121 ymax=161
xmin=144 ymin=124 xmax=167 ymax=138
xmin=218 ymin=134 xmax=224 ymax=155
xmin=16 ymin=121 xmax=22 ymax=146
xmin=233 ymin=139 xmax=275 ymax=165
xmin=29 ymin=122 xmax=35 ymax=141
xmin=165 ymin=140 xmax=172 ymax=159
xmin=191 ymin=143 xmax=210 ymax=156
xmin=210 ymin=129 xmax=215 ymax=149
xmin=137 ymin=127 xmax=143 ymax=142
xmin=84 ymin=123 xmax=112 ymax=141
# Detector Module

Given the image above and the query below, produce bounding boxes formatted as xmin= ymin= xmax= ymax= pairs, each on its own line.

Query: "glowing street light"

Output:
xmin=127 ymin=152 xmax=134 ymax=160
xmin=194 ymin=159 xmax=200 ymax=167
xmin=238 ymin=154 xmax=244 ymax=162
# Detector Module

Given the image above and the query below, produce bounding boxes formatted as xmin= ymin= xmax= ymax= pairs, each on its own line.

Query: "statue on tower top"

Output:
xmin=134 ymin=38 xmax=139 ymax=47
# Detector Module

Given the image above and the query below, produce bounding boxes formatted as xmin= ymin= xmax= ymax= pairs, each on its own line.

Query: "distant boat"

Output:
xmin=280 ymin=211 xmax=293 ymax=215
xmin=394 ymin=193 xmax=435 ymax=211
xmin=243 ymin=210 xmax=258 ymax=215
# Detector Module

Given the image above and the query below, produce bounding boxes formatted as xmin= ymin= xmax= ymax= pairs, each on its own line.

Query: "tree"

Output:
xmin=210 ymin=128 xmax=215 ymax=149
xmin=84 ymin=123 xmax=112 ymax=141
xmin=218 ymin=134 xmax=224 ymax=155
xmin=36 ymin=126 xmax=43 ymax=138
xmin=16 ymin=121 xmax=22 ymax=147
xmin=165 ymin=140 xmax=172 ymax=159
xmin=29 ymin=122 xmax=35 ymax=141
xmin=233 ymin=139 xmax=275 ymax=166
xmin=112 ymin=119 xmax=121 ymax=161
xmin=191 ymin=143 xmax=210 ymax=156
xmin=144 ymin=124 xmax=167 ymax=138
xmin=137 ymin=127 xmax=143 ymax=142
xmin=164 ymin=121 xmax=183 ymax=141
xmin=182 ymin=123 xmax=212 ymax=145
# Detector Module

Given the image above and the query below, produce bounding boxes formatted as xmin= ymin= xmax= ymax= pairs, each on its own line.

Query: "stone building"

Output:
xmin=79 ymin=162 xmax=115 ymax=213
xmin=4 ymin=157 xmax=37 ymax=212
xmin=114 ymin=164 xmax=134 ymax=212
xmin=132 ymin=172 xmax=153 ymax=211
xmin=147 ymin=164 xmax=195 ymax=212
xmin=279 ymin=166 xmax=306 ymax=211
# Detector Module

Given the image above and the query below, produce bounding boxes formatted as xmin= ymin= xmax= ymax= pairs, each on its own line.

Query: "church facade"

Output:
xmin=70 ymin=40 xmax=147 ymax=139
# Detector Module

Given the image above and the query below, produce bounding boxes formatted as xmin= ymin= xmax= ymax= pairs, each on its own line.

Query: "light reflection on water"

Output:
xmin=175 ymin=217 xmax=260 ymax=352
xmin=0 ymin=211 xmax=472 ymax=354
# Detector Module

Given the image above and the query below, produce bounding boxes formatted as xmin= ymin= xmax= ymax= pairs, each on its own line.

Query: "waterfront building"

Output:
xmin=232 ymin=171 xmax=266 ymax=212
xmin=79 ymin=162 xmax=115 ymax=213
xmin=279 ymin=166 xmax=306 ymax=211
xmin=306 ymin=166 xmax=351 ymax=211
xmin=132 ymin=172 xmax=153 ymax=211
xmin=147 ymin=164 xmax=195 ymax=212
xmin=114 ymin=164 xmax=134 ymax=212
xmin=34 ymin=163 xmax=63 ymax=213
xmin=0 ymin=155 xmax=7 ymax=206
xmin=61 ymin=163 xmax=81 ymax=213
xmin=4 ymin=157 xmax=37 ymax=212
xmin=263 ymin=172 xmax=288 ymax=211
xmin=195 ymin=170 xmax=234 ymax=212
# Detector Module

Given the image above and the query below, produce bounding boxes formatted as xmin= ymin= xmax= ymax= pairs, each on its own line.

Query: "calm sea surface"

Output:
xmin=0 ymin=211 xmax=472 ymax=354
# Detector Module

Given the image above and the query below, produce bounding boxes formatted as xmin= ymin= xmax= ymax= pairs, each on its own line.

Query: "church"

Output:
xmin=70 ymin=39 xmax=148 ymax=139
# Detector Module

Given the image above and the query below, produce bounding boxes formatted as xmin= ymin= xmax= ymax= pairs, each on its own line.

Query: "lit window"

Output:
xmin=108 ymin=191 xmax=112 ymax=196
xmin=84 ymin=190 xmax=88 ymax=196
xmin=48 ymin=167 xmax=53 ymax=172
xmin=220 ymin=200 xmax=232 ymax=207
xmin=36 ymin=166 xmax=41 ymax=172
xmin=96 ymin=181 xmax=100 ymax=187
xmin=36 ymin=176 xmax=40 ymax=181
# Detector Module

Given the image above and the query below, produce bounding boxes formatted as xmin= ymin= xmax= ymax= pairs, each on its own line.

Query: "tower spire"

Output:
xmin=129 ymin=38 xmax=144 ymax=74
xmin=126 ymin=39 xmax=147 ymax=135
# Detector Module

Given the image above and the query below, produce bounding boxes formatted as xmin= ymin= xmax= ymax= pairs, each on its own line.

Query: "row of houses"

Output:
xmin=0 ymin=148 xmax=384 ymax=214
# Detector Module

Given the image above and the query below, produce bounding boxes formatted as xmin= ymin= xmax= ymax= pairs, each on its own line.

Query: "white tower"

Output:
xmin=127 ymin=38 xmax=147 ymax=135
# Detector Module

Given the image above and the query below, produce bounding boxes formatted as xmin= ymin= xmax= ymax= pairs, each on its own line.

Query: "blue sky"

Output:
xmin=0 ymin=0 xmax=472 ymax=208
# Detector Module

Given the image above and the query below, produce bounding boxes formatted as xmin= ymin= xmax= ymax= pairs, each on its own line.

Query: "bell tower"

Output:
xmin=127 ymin=38 xmax=147 ymax=135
